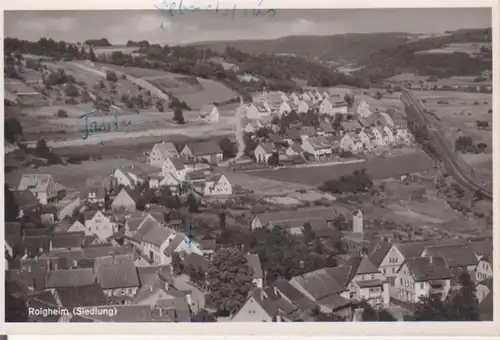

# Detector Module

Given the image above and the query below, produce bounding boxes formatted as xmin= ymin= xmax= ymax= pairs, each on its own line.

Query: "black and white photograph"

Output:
xmin=4 ymin=6 xmax=494 ymax=324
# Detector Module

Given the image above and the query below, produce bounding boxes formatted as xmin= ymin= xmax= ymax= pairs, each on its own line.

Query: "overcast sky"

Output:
xmin=5 ymin=8 xmax=491 ymax=45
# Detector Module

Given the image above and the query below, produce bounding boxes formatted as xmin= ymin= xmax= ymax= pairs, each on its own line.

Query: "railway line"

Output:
xmin=401 ymin=88 xmax=492 ymax=201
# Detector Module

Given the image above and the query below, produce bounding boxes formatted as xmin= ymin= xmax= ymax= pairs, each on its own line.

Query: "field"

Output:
xmin=93 ymin=46 xmax=138 ymax=55
xmin=250 ymin=150 xmax=434 ymax=186
xmin=5 ymin=159 xmax=161 ymax=191
xmin=95 ymin=64 xmax=239 ymax=110
xmin=222 ymin=171 xmax=314 ymax=195
xmin=415 ymin=42 xmax=492 ymax=56
xmin=385 ymin=72 xmax=492 ymax=86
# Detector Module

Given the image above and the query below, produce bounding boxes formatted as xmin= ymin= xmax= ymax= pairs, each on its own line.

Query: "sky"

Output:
xmin=4 ymin=8 xmax=492 ymax=45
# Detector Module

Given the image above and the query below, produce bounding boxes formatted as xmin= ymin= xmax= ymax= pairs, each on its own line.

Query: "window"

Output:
xmin=392 ymin=268 xmax=396 ymax=273
xmin=420 ymin=283 xmax=424 ymax=289
xmin=400 ymin=278 xmax=403 ymax=285
xmin=371 ymin=274 xmax=375 ymax=280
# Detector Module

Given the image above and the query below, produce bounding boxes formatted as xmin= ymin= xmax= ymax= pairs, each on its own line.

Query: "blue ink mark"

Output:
xmin=81 ymin=111 xmax=131 ymax=140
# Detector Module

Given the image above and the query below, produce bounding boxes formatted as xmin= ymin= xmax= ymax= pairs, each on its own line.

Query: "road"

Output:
xmin=401 ymin=88 xmax=492 ymax=200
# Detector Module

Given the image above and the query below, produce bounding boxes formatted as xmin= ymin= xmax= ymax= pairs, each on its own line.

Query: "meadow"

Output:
xmin=249 ymin=150 xmax=434 ymax=186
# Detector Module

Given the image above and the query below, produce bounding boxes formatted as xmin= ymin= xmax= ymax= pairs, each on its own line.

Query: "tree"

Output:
xmin=187 ymin=193 xmax=199 ymax=213
xmin=64 ymin=83 xmax=79 ymax=97
xmin=476 ymin=142 xmax=487 ymax=153
xmin=5 ymin=283 xmax=28 ymax=322
xmin=267 ymin=153 xmax=279 ymax=167
xmin=35 ymin=139 xmax=50 ymax=158
xmin=414 ymin=294 xmax=452 ymax=321
xmin=302 ymin=223 xmax=316 ymax=244
xmin=191 ymin=310 xmax=216 ymax=322
xmin=56 ymin=109 xmax=68 ymax=117
xmin=5 ymin=117 xmax=23 ymax=143
xmin=375 ymin=91 xmax=383 ymax=100
xmin=5 ymin=184 xmax=19 ymax=222
xmin=173 ymin=107 xmax=185 ymax=124
xmin=219 ymin=212 xmax=226 ymax=230
xmin=359 ymin=301 xmax=396 ymax=321
xmin=106 ymin=70 xmax=118 ymax=82
xmin=344 ymin=92 xmax=355 ymax=108
xmin=454 ymin=136 xmax=476 ymax=153
xmin=171 ymin=252 xmax=184 ymax=275
xmin=219 ymin=137 xmax=237 ymax=159
xmin=156 ymin=100 xmax=165 ymax=112
xmin=206 ymin=247 xmax=254 ymax=315
xmin=448 ymin=271 xmax=480 ymax=321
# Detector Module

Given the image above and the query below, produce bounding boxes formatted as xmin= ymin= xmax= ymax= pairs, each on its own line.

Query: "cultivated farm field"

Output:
xmin=250 ymin=150 xmax=434 ymax=186
xmin=415 ymin=42 xmax=492 ymax=56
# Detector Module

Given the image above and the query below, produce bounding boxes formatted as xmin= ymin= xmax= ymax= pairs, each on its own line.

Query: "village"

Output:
xmin=5 ymin=85 xmax=493 ymax=322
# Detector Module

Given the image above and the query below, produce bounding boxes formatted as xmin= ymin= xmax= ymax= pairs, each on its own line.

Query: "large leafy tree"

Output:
xmin=359 ymin=301 xmax=397 ymax=321
xmin=206 ymin=247 xmax=254 ymax=315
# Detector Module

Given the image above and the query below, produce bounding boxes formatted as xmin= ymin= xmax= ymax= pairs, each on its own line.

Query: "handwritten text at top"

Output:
xmin=155 ymin=0 xmax=276 ymax=20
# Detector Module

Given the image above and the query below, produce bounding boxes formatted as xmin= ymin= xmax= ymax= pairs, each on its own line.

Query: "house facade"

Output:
xmin=84 ymin=210 xmax=115 ymax=242
xmin=149 ymin=142 xmax=179 ymax=167
xmin=301 ymin=137 xmax=332 ymax=160
xmin=111 ymin=188 xmax=137 ymax=213
xmin=199 ymin=104 xmax=220 ymax=123
xmin=475 ymin=257 xmax=493 ymax=282
xmin=254 ymin=143 xmax=276 ymax=163
xmin=18 ymin=174 xmax=58 ymax=204
xmin=161 ymin=157 xmax=187 ymax=181
xmin=203 ymin=174 xmax=233 ymax=197
xmin=181 ymin=141 xmax=223 ymax=164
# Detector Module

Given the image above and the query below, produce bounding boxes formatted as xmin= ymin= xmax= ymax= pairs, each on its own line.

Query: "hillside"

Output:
xmin=187 ymin=32 xmax=413 ymax=65
xmin=358 ymin=28 xmax=492 ymax=82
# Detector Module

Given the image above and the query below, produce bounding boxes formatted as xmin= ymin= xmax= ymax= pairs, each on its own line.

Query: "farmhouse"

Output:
xmin=18 ymin=174 xmax=58 ymax=204
xmin=356 ymin=100 xmax=373 ymax=118
xmin=199 ymin=104 xmax=220 ymax=123
xmin=420 ymin=244 xmax=478 ymax=272
xmin=203 ymin=174 xmax=233 ymax=196
xmin=297 ymin=100 xmax=312 ymax=114
xmin=149 ymin=142 xmax=179 ymax=167
xmin=394 ymin=256 xmax=452 ymax=303
xmin=131 ymin=217 xmax=177 ymax=265
xmin=181 ymin=141 xmax=223 ymax=164
xmin=289 ymin=93 xmax=300 ymax=105
xmin=286 ymin=143 xmax=304 ymax=157
xmin=279 ymin=101 xmax=292 ymax=115
xmin=150 ymin=172 xmax=181 ymax=193
xmin=301 ymin=137 xmax=332 ymax=160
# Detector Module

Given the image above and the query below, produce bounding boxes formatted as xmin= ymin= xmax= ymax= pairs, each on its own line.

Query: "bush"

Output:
xmin=106 ymin=70 xmax=118 ymax=82
xmin=173 ymin=107 xmax=185 ymax=124
xmin=454 ymin=136 xmax=477 ymax=153
xmin=319 ymin=168 xmax=373 ymax=194
xmin=56 ymin=109 xmax=68 ymax=117
xmin=64 ymin=83 xmax=80 ymax=97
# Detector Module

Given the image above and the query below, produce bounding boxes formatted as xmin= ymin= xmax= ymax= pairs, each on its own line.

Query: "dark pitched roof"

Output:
xmin=246 ymin=253 xmax=263 ymax=279
xmin=184 ymin=140 xmax=222 ymax=156
xmin=344 ymin=256 xmax=379 ymax=283
xmin=6 ymin=268 xmax=46 ymax=292
xmin=45 ymin=268 xmax=96 ymax=289
xmin=424 ymin=244 xmax=478 ymax=268
xmin=137 ymin=265 xmax=173 ymax=286
xmin=55 ymin=283 xmax=107 ymax=309
xmin=27 ymin=291 xmax=60 ymax=322
xmin=95 ymin=257 xmax=139 ymax=289
xmin=51 ymin=232 xmax=86 ymax=249
xmin=404 ymin=257 xmax=452 ymax=281
xmin=164 ymin=233 xmax=186 ymax=256
xmin=368 ymin=242 xmax=392 ymax=267
xmin=22 ymin=235 xmax=51 ymax=257
xmin=395 ymin=240 xmax=441 ymax=259
xmin=273 ymin=279 xmax=316 ymax=312
xmin=291 ymin=267 xmax=346 ymax=300
xmin=82 ymin=245 xmax=134 ymax=259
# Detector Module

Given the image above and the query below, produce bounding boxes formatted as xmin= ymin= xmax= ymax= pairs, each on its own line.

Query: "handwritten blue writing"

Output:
xmin=155 ymin=0 xmax=276 ymax=22
xmin=81 ymin=113 xmax=131 ymax=140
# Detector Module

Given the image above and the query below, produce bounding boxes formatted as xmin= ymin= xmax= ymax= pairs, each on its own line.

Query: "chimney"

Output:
xmin=429 ymin=256 xmax=433 ymax=264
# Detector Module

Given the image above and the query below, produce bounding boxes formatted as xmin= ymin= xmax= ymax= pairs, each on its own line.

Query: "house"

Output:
xmin=289 ymin=267 xmax=352 ymax=317
xmin=340 ymin=133 xmax=363 ymax=153
xmin=394 ymin=256 xmax=452 ymax=303
xmin=383 ymin=125 xmax=396 ymax=144
xmin=377 ymin=240 xmax=442 ymax=285
xmin=80 ymin=187 xmax=106 ymax=205
xmin=394 ymin=127 xmax=412 ymax=145
xmin=112 ymin=168 xmax=145 ymax=189
xmin=297 ymin=100 xmax=310 ymax=114
xmin=41 ymin=205 xmax=58 ymax=224
xmin=356 ymin=100 xmax=373 ymax=118
xmin=181 ymin=141 xmax=223 ymax=164
xmin=18 ymin=174 xmax=58 ymax=204
xmin=150 ymin=172 xmax=181 ymax=193
xmin=84 ymin=210 xmax=115 ymax=242
xmin=232 ymin=288 xmax=283 ymax=322
xmin=420 ymin=244 xmax=478 ymax=272
xmin=94 ymin=256 xmax=140 ymax=305
xmin=111 ymin=188 xmax=137 ymax=213
xmin=199 ymin=104 xmax=220 ymax=123
xmin=45 ymin=268 xmax=96 ymax=290
xmin=203 ymin=174 xmax=233 ymax=196
xmin=474 ymin=254 xmax=493 ymax=283
xmin=340 ymin=120 xmax=362 ymax=134
xmin=246 ymin=253 xmax=264 ymax=288
xmin=299 ymin=126 xmax=316 ymax=140
xmin=318 ymin=122 xmax=335 ymax=136
xmin=54 ymin=283 xmax=107 ymax=310
xmin=319 ymin=99 xmax=348 ymax=116
xmin=369 ymin=126 xmax=388 ymax=148
xmin=285 ymin=143 xmax=304 ymax=157
xmin=50 ymin=232 xmax=86 ymax=251
xmin=254 ymin=143 xmax=276 ymax=163
xmin=161 ymin=156 xmax=188 ymax=181
xmin=149 ymin=142 xmax=179 ymax=167
xmin=66 ymin=220 xmax=91 ymax=235
xmin=357 ymin=131 xmax=373 ymax=151
xmin=475 ymin=278 xmax=493 ymax=303
xmin=243 ymin=119 xmax=264 ymax=134
xmin=301 ymin=136 xmax=332 ymax=159
xmin=279 ymin=101 xmax=292 ymax=116
xmin=251 ymin=207 xmax=344 ymax=231
xmin=290 ymin=93 xmax=300 ymax=105
xmin=246 ymin=103 xmax=271 ymax=119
